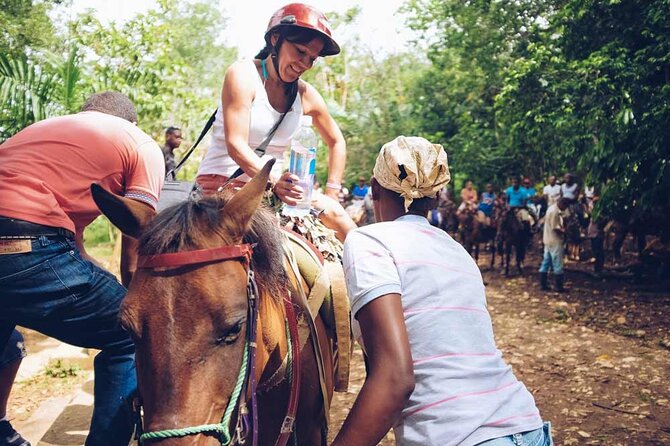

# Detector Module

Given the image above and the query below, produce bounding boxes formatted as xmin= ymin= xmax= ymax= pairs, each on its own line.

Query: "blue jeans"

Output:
xmin=539 ymin=244 xmax=564 ymax=274
xmin=0 ymin=236 xmax=136 ymax=446
xmin=0 ymin=329 xmax=26 ymax=368
xmin=476 ymin=422 xmax=553 ymax=446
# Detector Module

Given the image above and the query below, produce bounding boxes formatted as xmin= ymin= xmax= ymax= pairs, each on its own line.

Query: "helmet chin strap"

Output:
xmin=270 ymin=37 xmax=298 ymax=96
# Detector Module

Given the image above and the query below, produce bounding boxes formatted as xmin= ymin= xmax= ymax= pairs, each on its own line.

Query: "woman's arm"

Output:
xmin=222 ymin=61 xmax=266 ymax=179
xmin=331 ymin=293 xmax=415 ymax=446
xmin=301 ymin=82 xmax=346 ymax=201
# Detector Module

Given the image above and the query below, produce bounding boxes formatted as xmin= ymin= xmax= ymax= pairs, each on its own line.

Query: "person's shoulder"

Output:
xmin=346 ymin=222 xmax=395 ymax=243
xmin=299 ymin=79 xmax=326 ymax=110
xmin=227 ymin=59 xmax=256 ymax=75
xmin=223 ymin=59 xmax=258 ymax=91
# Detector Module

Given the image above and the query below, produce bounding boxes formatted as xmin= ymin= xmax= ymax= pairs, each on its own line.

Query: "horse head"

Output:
xmin=92 ymin=160 xmax=288 ymax=445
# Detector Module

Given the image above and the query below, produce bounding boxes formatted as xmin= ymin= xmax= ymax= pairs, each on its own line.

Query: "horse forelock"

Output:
xmin=138 ymin=196 xmax=288 ymax=300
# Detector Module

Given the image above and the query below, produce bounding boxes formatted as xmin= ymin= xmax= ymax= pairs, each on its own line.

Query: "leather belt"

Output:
xmin=0 ymin=217 xmax=75 ymax=240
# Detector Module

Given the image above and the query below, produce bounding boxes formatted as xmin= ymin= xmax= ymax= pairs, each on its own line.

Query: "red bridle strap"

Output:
xmin=137 ymin=244 xmax=254 ymax=269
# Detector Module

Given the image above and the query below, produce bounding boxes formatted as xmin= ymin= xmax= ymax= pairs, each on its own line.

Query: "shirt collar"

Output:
xmin=395 ymin=214 xmax=430 ymax=225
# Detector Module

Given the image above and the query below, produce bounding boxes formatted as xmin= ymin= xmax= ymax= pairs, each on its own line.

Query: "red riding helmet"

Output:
xmin=265 ymin=3 xmax=341 ymax=56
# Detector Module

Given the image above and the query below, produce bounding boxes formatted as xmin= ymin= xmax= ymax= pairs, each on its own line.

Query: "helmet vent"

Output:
xmin=280 ymin=15 xmax=297 ymax=25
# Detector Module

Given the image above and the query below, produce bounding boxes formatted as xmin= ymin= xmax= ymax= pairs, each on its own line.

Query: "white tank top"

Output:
xmin=561 ymin=182 xmax=578 ymax=199
xmin=197 ymin=59 xmax=303 ymax=181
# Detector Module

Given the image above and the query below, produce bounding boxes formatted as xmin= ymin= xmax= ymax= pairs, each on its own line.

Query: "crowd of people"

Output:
xmin=431 ymin=173 xmax=605 ymax=291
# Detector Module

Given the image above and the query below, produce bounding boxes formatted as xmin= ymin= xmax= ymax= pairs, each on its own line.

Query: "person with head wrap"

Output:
xmin=334 ymin=136 xmax=552 ymax=446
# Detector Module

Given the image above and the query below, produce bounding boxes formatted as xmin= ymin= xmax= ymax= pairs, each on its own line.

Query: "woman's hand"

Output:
xmin=273 ymin=171 xmax=304 ymax=206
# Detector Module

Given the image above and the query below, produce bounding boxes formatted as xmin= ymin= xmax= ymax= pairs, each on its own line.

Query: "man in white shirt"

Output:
xmin=542 ymin=176 xmax=561 ymax=208
xmin=333 ymin=136 xmax=551 ymax=446
xmin=540 ymin=198 xmax=569 ymax=291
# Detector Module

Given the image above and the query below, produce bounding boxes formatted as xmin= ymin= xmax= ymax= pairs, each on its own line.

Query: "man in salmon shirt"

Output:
xmin=0 ymin=92 xmax=164 ymax=446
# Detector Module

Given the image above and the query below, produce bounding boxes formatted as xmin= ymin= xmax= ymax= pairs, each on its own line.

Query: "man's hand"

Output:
xmin=324 ymin=186 xmax=340 ymax=201
xmin=312 ymin=192 xmax=357 ymax=242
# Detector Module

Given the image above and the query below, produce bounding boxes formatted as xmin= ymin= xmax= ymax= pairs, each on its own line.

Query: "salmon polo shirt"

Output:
xmin=0 ymin=111 xmax=165 ymax=233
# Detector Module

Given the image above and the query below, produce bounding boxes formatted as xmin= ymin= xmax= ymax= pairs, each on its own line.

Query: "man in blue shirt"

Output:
xmin=478 ymin=183 xmax=496 ymax=216
xmin=506 ymin=177 xmax=535 ymax=228
xmin=352 ymin=176 xmax=370 ymax=200
xmin=506 ymin=177 xmax=527 ymax=208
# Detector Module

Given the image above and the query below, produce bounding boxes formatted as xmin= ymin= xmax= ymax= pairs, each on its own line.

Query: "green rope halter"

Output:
xmin=139 ymin=346 xmax=249 ymax=444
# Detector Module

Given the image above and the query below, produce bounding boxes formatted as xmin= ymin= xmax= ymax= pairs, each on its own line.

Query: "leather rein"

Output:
xmin=135 ymin=243 xmax=301 ymax=446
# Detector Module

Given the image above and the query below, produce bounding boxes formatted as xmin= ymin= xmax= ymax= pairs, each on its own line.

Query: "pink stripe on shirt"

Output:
xmin=395 ymin=259 xmax=481 ymax=278
xmin=483 ymin=412 xmax=541 ymax=427
xmin=413 ymin=352 xmax=497 ymax=365
xmin=405 ymin=381 xmax=518 ymax=418
xmin=404 ymin=306 xmax=488 ymax=316
xmin=344 ymin=251 xmax=387 ymax=276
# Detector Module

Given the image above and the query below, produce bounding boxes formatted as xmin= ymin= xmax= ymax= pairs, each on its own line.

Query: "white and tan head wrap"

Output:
xmin=373 ymin=136 xmax=451 ymax=211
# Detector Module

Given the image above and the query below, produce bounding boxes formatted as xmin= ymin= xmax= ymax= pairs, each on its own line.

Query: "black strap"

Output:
xmin=227 ymin=81 xmax=298 ymax=182
xmin=166 ymin=110 xmax=218 ymax=180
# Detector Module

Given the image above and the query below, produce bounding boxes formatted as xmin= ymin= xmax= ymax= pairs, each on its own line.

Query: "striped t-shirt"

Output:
xmin=343 ymin=214 xmax=542 ymax=446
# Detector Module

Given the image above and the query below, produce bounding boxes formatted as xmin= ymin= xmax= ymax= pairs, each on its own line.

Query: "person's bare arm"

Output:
xmin=331 ymin=293 xmax=415 ymax=446
xmin=301 ymin=82 xmax=346 ymax=201
xmin=222 ymin=62 xmax=269 ymax=178
xmin=312 ymin=193 xmax=357 ymax=242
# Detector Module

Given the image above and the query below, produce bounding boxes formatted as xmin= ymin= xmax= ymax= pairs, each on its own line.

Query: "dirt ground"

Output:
xmin=8 ymin=241 xmax=670 ymax=445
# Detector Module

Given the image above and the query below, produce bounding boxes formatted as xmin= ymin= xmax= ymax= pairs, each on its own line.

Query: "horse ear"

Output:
xmin=219 ymin=159 xmax=275 ymax=241
xmin=91 ymin=184 xmax=157 ymax=238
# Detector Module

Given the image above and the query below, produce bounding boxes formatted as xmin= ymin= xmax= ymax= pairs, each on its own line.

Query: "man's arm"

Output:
xmin=331 ymin=293 xmax=415 ymax=446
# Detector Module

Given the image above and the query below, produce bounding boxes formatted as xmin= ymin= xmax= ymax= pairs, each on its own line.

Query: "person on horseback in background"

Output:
xmin=457 ymin=179 xmax=478 ymax=215
xmin=522 ymin=177 xmax=540 ymax=228
xmin=335 ymin=136 xmax=552 ymax=446
xmin=560 ymin=173 xmax=582 ymax=218
xmin=352 ymin=176 xmax=370 ymax=200
xmin=0 ymin=92 xmax=165 ymax=446
xmin=541 ymin=175 xmax=561 ymax=219
xmin=478 ymin=183 xmax=497 ymax=227
xmin=505 ymin=176 xmax=534 ymax=230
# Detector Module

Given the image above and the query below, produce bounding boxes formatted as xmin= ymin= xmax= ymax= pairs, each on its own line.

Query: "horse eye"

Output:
xmin=215 ymin=320 xmax=244 ymax=346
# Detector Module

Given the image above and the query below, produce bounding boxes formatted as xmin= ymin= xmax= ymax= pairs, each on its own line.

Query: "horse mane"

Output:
xmin=138 ymin=195 xmax=288 ymax=300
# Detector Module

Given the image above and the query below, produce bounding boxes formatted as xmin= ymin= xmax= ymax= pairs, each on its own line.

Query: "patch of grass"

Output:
xmin=87 ymin=243 xmax=114 ymax=260
xmin=44 ymin=359 xmax=81 ymax=378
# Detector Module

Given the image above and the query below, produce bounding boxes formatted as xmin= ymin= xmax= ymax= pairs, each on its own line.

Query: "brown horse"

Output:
xmin=458 ymin=209 xmax=497 ymax=269
xmin=92 ymin=161 xmax=333 ymax=445
xmin=496 ymin=206 xmax=529 ymax=276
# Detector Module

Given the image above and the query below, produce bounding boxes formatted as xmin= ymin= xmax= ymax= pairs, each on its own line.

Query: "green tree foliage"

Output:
xmin=405 ymin=0 xmax=669 ymax=221
xmin=0 ymin=0 xmax=60 ymax=57
xmin=0 ymin=46 xmax=82 ymax=139
xmin=404 ymin=0 xmax=557 ymax=188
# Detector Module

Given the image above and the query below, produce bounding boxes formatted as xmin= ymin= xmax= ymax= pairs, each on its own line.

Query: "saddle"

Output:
xmin=280 ymin=229 xmax=353 ymax=423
